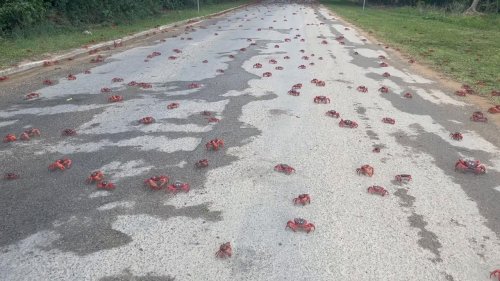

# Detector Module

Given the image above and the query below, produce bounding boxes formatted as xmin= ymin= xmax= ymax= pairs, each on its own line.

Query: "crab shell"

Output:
xmin=216 ymin=242 xmax=232 ymax=258
xmin=357 ymin=86 xmax=368 ymax=93
xmin=274 ymin=164 xmax=295 ymax=174
xmin=395 ymin=174 xmax=412 ymax=183
xmin=367 ymin=186 xmax=389 ymax=196
xmin=108 ymin=95 xmax=123 ymax=102
xmin=3 ymin=134 xmax=17 ymax=143
xmin=288 ymin=90 xmax=300 ymax=96
xmin=356 ymin=165 xmax=374 ymax=177
xmin=314 ymin=96 xmax=330 ymax=104
xmin=206 ymin=139 xmax=225 ymax=151
xmin=449 ymin=132 xmax=463 ymax=140
xmin=455 ymin=159 xmax=486 ymax=174
xmin=293 ymin=194 xmax=311 ymax=205
xmin=286 ymin=218 xmax=315 ymax=233
xmin=97 ymin=181 xmax=115 ymax=190
xmin=167 ymin=103 xmax=179 ymax=109
xmin=339 ymin=119 xmax=358 ymax=128
xmin=382 ymin=118 xmax=395 ymax=124
xmin=195 ymin=159 xmax=209 ymax=168
xmin=326 ymin=110 xmax=340 ymax=118
xmin=263 ymin=72 xmax=272 ymax=77
xmin=167 ymin=181 xmax=190 ymax=193
xmin=87 ymin=171 xmax=104 ymax=183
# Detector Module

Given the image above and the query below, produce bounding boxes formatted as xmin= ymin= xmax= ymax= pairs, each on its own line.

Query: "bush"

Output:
xmin=0 ymin=0 xmax=47 ymax=34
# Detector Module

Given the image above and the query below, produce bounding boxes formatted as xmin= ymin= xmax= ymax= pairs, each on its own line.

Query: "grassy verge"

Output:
xmin=321 ymin=0 xmax=500 ymax=99
xmin=0 ymin=1 xmax=248 ymax=69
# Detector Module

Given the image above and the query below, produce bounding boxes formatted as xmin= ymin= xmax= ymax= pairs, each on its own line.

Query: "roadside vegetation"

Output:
xmin=0 ymin=0 xmax=248 ymax=68
xmin=321 ymin=0 xmax=500 ymax=100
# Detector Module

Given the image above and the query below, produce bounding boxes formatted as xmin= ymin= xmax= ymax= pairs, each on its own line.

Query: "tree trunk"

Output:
xmin=465 ymin=0 xmax=480 ymax=13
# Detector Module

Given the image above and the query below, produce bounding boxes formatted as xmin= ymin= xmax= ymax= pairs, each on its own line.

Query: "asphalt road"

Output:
xmin=0 ymin=2 xmax=499 ymax=281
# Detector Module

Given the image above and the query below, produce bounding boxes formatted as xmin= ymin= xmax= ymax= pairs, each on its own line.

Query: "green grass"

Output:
xmin=0 ymin=1 xmax=248 ymax=69
xmin=321 ymin=0 xmax=500 ymax=98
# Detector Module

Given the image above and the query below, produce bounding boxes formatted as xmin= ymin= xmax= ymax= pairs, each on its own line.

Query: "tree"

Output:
xmin=465 ymin=0 xmax=481 ymax=13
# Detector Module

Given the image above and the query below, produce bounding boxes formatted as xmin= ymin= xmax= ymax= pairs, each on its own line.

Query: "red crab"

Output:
xmin=275 ymin=66 xmax=284 ymax=70
xmin=450 ymin=132 xmax=463 ymax=141
xmin=101 ymin=88 xmax=112 ymax=93
xmin=195 ymin=159 xmax=209 ymax=168
xmin=286 ymin=218 xmax=315 ymax=233
xmin=373 ymin=147 xmax=381 ymax=153
xmin=188 ymin=83 xmax=201 ymax=89
xmin=201 ymin=111 xmax=212 ymax=116
xmin=395 ymin=174 xmax=412 ymax=184
xmin=206 ymin=139 xmax=225 ymax=151
xmin=269 ymin=59 xmax=277 ymax=64
xmin=48 ymin=159 xmax=72 ymax=171
xmin=167 ymin=103 xmax=179 ymax=109
xmin=382 ymin=117 xmax=395 ymax=124
xmin=43 ymin=79 xmax=54 ymax=85
xmin=112 ymin=77 xmax=124 ymax=83
xmin=302 ymin=56 xmax=309 ymax=60
xmin=288 ymin=90 xmax=300 ymax=96
xmin=274 ymin=164 xmax=295 ymax=175
xmin=207 ymin=117 xmax=220 ymax=123
xmin=378 ymin=86 xmax=389 ymax=93
xmin=314 ymin=96 xmax=330 ymax=104
xmin=228 ymin=55 xmax=235 ymax=59
xmin=145 ymin=176 xmax=169 ymax=190
xmin=90 ymin=55 xmax=105 ymax=63
xmin=240 ymin=48 xmax=247 ymax=52
xmin=470 ymin=111 xmax=487 ymax=122
xmin=455 ymin=159 xmax=486 ymax=174
xmin=318 ymin=57 xmax=323 ymax=60
xmin=4 ymin=173 xmax=20 ymax=180
xmin=139 ymin=117 xmax=155 ymax=124
xmin=62 ymin=129 xmax=77 ymax=136
xmin=293 ymin=194 xmax=311 ymax=205
xmin=25 ymin=128 xmax=41 ymax=137
xmin=168 ymin=56 xmax=177 ymax=60
xmin=3 ymin=134 xmax=17 ymax=143
xmin=67 ymin=74 xmax=76 ymax=80
xmin=97 ymin=181 xmax=115 ymax=190
xmin=339 ymin=119 xmax=358 ymax=128
xmin=0 ymin=76 xmax=8 ymax=81
xmin=216 ymin=242 xmax=232 ymax=258
xmin=488 ymin=105 xmax=500 ymax=114
xmin=367 ymin=186 xmax=388 ymax=196
xmin=491 ymin=269 xmax=500 ymax=281
xmin=285 ymin=38 xmax=291 ymax=42
xmin=300 ymin=39 xmax=305 ymax=42
xmin=284 ymin=56 xmax=290 ymax=59
xmin=299 ymin=49 xmax=305 ymax=53
xmin=403 ymin=92 xmax=413 ymax=98
xmin=326 ymin=110 xmax=340 ymax=118
xmin=253 ymin=63 xmax=262 ymax=68
xmin=263 ymin=72 xmax=272 ymax=77
xmin=382 ymin=72 xmax=391 ymax=77
xmin=108 ymin=95 xmax=123 ymax=102
xmin=167 ymin=181 xmax=190 ymax=193
xmin=357 ymin=86 xmax=368 ymax=93
xmin=292 ymin=83 xmax=302 ymax=90
xmin=274 ymin=45 xmax=280 ymax=48
xmin=86 ymin=171 xmax=104 ymax=183
xmin=25 ymin=93 xmax=40 ymax=100
xmin=321 ymin=40 xmax=328 ymax=44
xmin=356 ymin=165 xmax=374 ymax=177
xmin=216 ymin=69 xmax=224 ymax=74
xmin=173 ymin=49 xmax=182 ymax=53
xmin=202 ymin=60 xmax=208 ymax=63
xmin=379 ymin=62 xmax=388 ymax=67
xmin=298 ymin=65 xmax=306 ymax=69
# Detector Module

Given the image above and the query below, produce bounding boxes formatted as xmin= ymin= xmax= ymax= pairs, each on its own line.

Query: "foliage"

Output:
xmin=0 ymin=0 xmax=237 ymax=36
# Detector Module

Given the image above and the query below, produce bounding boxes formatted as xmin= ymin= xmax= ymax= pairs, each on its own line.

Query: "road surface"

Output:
xmin=0 ymin=2 xmax=499 ymax=281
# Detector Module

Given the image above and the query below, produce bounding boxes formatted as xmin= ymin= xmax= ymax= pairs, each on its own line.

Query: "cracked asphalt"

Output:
xmin=0 ymin=2 xmax=499 ymax=281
